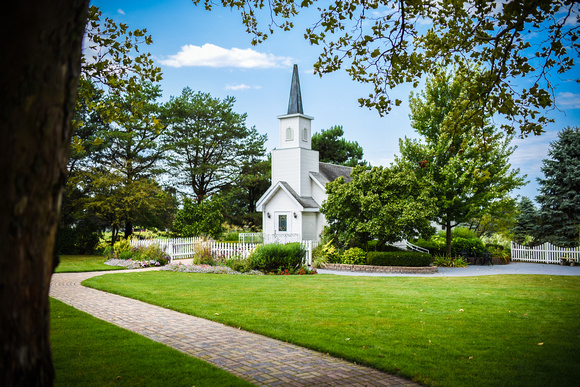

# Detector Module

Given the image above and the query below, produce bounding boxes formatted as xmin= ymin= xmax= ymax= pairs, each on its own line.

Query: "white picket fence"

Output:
xmin=131 ymin=237 xmax=317 ymax=266
xmin=511 ymin=242 xmax=580 ymax=264
xmin=239 ymin=233 xmax=301 ymax=244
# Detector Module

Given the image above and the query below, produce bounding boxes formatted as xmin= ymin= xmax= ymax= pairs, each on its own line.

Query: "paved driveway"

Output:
xmin=317 ymin=262 xmax=580 ymax=277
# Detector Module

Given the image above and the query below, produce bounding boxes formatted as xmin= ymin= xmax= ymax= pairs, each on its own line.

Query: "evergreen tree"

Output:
xmin=536 ymin=126 xmax=580 ymax=247
xmin=512 ymin=197 xmax=538 ymax=245
xmin=311 ymin=125 xmax=367 ymax=167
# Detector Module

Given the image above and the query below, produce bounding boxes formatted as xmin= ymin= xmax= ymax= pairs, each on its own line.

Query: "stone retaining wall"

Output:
xmin=325 ymin=263 xmax=438 ymax=274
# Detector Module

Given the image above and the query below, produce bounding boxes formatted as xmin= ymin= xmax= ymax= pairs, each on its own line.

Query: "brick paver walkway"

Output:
xmin=50 ymin=270 xmax=420 ymax=386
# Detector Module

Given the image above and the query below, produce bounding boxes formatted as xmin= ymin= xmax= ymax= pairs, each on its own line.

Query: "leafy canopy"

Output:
xmin=162 ymin=87 xmax=267 ymax=202
xmin=399 ymin=68 xmax=525 ymax=255
xmin=321 ymin=163 xmax=436 ymax=250
xmin=195 ymin=0 xmax=579 ymax=136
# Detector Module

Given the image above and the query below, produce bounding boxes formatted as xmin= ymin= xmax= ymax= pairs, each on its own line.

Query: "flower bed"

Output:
xmin=160 ymin=262 xmax=263 ymax=275
xmin=104 ymin=259 xmax=165 ymax=270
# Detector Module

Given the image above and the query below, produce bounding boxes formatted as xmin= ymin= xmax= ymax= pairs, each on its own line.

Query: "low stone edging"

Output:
xmin=325 ymin=263 xmax=438 ymax=274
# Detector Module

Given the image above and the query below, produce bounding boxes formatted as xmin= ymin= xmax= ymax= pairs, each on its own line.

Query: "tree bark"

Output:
xmin=0 ymin=1 xmax=89 ymax=385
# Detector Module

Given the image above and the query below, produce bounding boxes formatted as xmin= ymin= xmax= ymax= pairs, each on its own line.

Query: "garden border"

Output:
xmin=325 ymin=263 xmax=438 ymax=274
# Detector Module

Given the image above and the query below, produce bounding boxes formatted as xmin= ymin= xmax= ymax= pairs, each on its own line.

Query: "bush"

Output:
xmin=192 ymin=243 xmax=218 ymax=266
xmin=413 ymin=238 xmax=446 ymax=256
xmin=341 ymin=247 xmax=366 ymax=265
xmin=321 ymin=240 xmax=341 ymax=263
xmin=249 ymin=243 xmax=305 ymax=273
xmin=433 ymin=255 xmax=468 ymax=267
xmin=311 ymin=243 xmax=328 ymax=268
xmin=451 ymin=237 xmax=485 ymax=257
xmin=103 ymin=239 xmax=170 ymax=266
xmin=222 ymin=256 xmax=251 ymax=273
xmin=366 ymin=251 xmax=432 ymax=267
xmin=366 ymin=240 xmax=404 ymax=252
xmin=486 ymin=245 xmax=511 ymax=264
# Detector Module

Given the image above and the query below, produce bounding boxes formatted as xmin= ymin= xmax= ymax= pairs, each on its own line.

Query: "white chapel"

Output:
xmin=256 ymin=65 xmax=353 ymax=241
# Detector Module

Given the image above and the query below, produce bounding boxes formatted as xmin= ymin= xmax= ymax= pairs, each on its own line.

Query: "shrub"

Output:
xmin=311 ymin=244 xmax=328 ymax=268
xmin=413 ymin=238 xmax=446 ymax=256
xmin=433 ymin=255 xmax=468 ymax=267
xmin=451 ymin=237 xmax=485 ymax=257
xmin=321 ymin=240 xmax=341 ymax=263
xmin=486 ymin=245 xmax=511 ymax=264
xmin=341 ymin=247 xmax=366 ymax=265
xmin=366 ymin=251 xmax=432 ymax=267
xmin=104 ymin=241 xmax=170 ymax=266
xmin=249 ymin=243 xmax=305 ymax=273
xmin=192 ymin=243 xmax=218 ymax=266
xmin=222 ymin=256 xmax=251 ymax=273
xmin=366 ymin=240 xmax=404 ymax=252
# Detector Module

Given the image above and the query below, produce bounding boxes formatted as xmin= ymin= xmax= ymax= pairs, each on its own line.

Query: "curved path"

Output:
xmin=50 ymin=270 xmax=419 ymax=387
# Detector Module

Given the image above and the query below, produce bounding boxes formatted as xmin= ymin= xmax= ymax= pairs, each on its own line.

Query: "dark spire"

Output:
xmin=287 ymin=64 xmax=304 ymax=114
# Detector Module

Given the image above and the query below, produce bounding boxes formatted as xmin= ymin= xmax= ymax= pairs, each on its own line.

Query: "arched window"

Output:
xmin=302 ymin=127 xmax=308 ymax=141
xmin=286 ymin=127 xmax=293 ymax=141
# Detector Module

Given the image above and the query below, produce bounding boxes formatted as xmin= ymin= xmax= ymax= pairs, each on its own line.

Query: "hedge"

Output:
xmin=249 ymin=243 xmax=305 ymax=273
xmin=366 ymin=251 xmax=432 ymax=267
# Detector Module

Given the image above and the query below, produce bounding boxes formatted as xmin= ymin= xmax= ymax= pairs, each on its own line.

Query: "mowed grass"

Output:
xmin=50 ymin=298 xmax=253 ymax=386
xmin=55 ymin=255 xmax=123 ymax=273
xmin=84 ymin=272 xmax=580 ymax=386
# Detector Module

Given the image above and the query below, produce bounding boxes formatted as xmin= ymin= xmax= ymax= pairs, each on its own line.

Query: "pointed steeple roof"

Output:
xmin=287 ymin=64 xmax=304 ymax=114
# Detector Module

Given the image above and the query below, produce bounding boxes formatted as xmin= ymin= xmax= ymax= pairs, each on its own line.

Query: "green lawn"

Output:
xmin=50 ymin=298 xmax=253 ymax=386
xmin=55 ymin=255 xmax=123 ymax=273
xmin=84 ymin=272 xmax=580 ymax=386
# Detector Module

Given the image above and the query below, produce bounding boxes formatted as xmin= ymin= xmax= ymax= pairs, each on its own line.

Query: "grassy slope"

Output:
xmin=50 ymin=298 xmax=253 ymax=386
xmin=55 ymin=255 xmax=124 ymax=273
xmin=84 ymin=272 xmax=580 ymax=387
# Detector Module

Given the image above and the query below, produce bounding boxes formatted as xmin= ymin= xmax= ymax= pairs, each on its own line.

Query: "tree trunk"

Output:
xmin=446 ymin=221 xmax=453 ymax=257
xmin=0 ymin=1 xmax=89 ymax=385
xmin=124 ymin=221 xmax=133 ymax=240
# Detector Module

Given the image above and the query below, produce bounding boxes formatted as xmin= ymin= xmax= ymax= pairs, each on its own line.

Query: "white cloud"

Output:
xmin=117 ymin=9 xmax=125 ymax=15
xmin=556 ymin=91 xmax=580 ymax=109
xmin=160 ymin=43 xmax=293 ymax=69
xmin=225 ymin=84 xmax=262 ymax=91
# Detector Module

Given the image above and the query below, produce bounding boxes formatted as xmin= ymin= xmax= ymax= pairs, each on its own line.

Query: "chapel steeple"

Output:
xmin=287 ymin=64 xmax=304 ymax=114
xmin=277 ymin=64 xmax=313 ymax=150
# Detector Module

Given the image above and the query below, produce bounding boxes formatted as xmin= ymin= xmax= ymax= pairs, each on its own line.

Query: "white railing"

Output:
xmin=511 ymin=242 xmax=580 ymax=264
xmin=405 ymin=240 xmax=430 ymax=254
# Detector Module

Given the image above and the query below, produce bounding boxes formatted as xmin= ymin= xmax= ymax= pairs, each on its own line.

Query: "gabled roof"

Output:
xmin=310 ymin=162 xmax=353 ymax=188
xmin=256 ymin=181 xmax=319 ymax=212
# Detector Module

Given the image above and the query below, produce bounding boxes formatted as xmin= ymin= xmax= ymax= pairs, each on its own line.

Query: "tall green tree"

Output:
xmin=86 ymin=83 xmax=166 ymax=240
xmin=535 ymin=127 xmax=580 ymax=247
xmin=219 ymin=154 xmax=271 ymax=229
xmin=399 ymin=69 xmax=526 ymax=255
xmin=321 ymin=163 xmax=435 ymax=250
xmin=312 ymin=125 xmax=367 ymax=167
xmin=61 ymin=5 xmax=165 ymax=248
xmin=163 ymin=87 xmax=267 ymax=203
xmin=512 ymin=196 xmax=538 ymax=245
xmin=197 ymin=0 xmax=578 ymax=136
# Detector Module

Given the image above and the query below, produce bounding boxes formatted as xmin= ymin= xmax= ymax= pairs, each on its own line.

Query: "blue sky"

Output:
xmin=93 ymin=0 xmax=580 ymax=202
